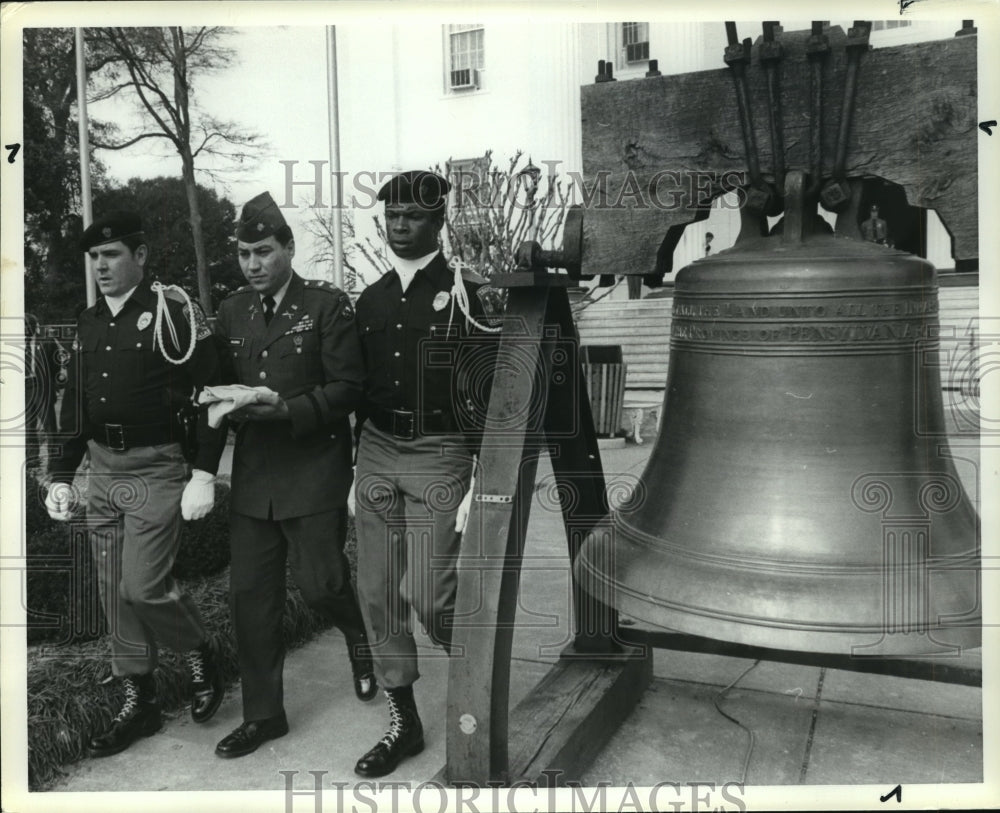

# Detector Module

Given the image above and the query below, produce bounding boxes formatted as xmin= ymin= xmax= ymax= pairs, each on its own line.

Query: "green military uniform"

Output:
xmin=213 ymin=194 xmax=371 ymax=728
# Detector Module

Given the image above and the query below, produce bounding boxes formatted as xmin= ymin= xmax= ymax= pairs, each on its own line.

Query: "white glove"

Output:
xmin=45 ymin=482 xmax=75 ymax=521
xmin=455 ymin=474 xmax=476 ymax=533
xmin=181 ymin=469 xmax=216 ymax=521
xmin=347 ymin=467 xmax=357 ymax=518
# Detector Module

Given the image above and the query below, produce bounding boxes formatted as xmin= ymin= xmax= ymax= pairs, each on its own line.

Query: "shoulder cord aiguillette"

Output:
xmin=150 ymin=281 xmax=197 ymax=365
xmin=446 ymin=256 xmax=503 ymax=335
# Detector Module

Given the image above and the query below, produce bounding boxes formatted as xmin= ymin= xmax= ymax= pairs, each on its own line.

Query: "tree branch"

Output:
xmin=91 ymin=132 xmax=174 ymax=150
xmin=97 ymin=29 xmax=183 ymax=145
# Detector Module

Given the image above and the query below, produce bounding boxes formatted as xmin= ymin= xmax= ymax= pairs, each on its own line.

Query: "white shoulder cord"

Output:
xmin=150 ymin=281 xmax=197 ymax=365
xmin=446 ymin=256 xmax=503 ymax=335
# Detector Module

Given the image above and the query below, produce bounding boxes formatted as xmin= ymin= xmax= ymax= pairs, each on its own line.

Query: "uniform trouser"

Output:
xmin=354 ymin=423 xmax=473 ymax=689
xmin=229 ymin=507 xmax=367 ymax=721
xmin=87 ymin=440 xmax=207 ymax=676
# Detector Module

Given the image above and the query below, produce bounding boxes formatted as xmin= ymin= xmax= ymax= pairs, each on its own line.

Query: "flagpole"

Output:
xmin=326 ymin=26 xmax=345 ymax=290
xmin=75 ymin=28 xmax=95 ymax=307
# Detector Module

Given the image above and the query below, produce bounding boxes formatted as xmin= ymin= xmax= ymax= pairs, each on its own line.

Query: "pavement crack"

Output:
xmin=798 ymin=667 xmax=826 ymax=783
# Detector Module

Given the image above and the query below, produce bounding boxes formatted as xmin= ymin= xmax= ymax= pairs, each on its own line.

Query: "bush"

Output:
xmin=172 ymin=482 xmax=232 ymax=579
xmin=24 ymin=484 xmax=104 ymax=647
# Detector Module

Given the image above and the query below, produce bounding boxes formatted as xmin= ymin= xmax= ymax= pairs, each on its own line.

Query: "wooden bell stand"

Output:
xmin=442 ymin=211 xmax=650 ymax=787
xmin=441 ymin=23 xmax=984 ymax=786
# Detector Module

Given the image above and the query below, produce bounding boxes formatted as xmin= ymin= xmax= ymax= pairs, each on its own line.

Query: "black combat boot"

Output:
xmin=187 ymin=639 xmax=224 ymax=723
xmin=354 ymin=686 xmax=424 ymax=777
xmin=87 ymin=673 xmax=162 ymax=757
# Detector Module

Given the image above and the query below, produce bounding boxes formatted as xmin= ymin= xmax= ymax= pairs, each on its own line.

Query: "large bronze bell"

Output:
xmin=576 ymin=193 xmax=981 ymax=656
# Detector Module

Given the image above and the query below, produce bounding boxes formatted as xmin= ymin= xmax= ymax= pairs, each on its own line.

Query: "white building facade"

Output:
xmin=334 ymin=19 xmax=964 ymax=292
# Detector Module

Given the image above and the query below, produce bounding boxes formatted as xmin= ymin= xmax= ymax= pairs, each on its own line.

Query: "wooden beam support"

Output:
xmin=506 ymin=644 xmax=651 ymax=785
xmin=446 ymin=285 xmax=552 ymax=785
xmin=445 ymin=280 xmax=624 ymax=785
xmin=623 ymin=628 xmax=982 ymax=686
xmin=580 ymin=28 xmax=978 ymax=273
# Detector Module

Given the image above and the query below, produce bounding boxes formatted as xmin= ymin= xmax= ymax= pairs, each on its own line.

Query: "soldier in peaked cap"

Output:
xmin=351 ymin=170 xmax=499 ymax=778
xmin=46 ymin=209 xmax=227 ymax=757
xmin=208 ymin=191 xmax=376 ymax=759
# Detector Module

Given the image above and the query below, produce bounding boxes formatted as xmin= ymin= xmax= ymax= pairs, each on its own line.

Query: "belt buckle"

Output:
xmin=391 ymin=409 xmax=415 ymax=441
xmin=104 ymin=423 xmax=126 ymax=451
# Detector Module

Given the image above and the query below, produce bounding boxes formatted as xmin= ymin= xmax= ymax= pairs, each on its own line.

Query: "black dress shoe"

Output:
xmin=88 ymin=675 xmax=162 ymax=758
xmin=354 ymin=687 xmax=424 ymax=778
xmin=347 ymin=637 xmax=378 ymax=702
xmin=187 ymin=641 xmax=223 ymax=723
xmin=215 ymin=714 xmax=289 ymax=759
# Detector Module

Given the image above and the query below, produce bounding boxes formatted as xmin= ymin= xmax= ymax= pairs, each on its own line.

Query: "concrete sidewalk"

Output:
xmin=53 ymin=434 xmax=984 ymax=794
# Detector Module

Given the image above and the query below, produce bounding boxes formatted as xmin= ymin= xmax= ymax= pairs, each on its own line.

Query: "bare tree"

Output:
xmin=23 ymin=28 xmax=123 ymax=321
xmin=299 ymin=205 xmax=389 ymax=295
xmin=87 ymin=27 xmax=261 ymax=314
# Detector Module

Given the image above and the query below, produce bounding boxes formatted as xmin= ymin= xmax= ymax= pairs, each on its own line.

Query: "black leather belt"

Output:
xmin=95 ymin=422 xmax=176 ymax=452
xmin=368 ymin=407 xmax=459 ymax=440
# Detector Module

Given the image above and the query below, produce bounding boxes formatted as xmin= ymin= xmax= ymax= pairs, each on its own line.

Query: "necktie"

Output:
xmin=262 ymin=295 xmax=275 ymax=325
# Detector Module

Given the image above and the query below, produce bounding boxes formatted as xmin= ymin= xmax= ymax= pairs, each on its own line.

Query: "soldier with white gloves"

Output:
xmin=47 ymin=210 xmax=227 ymax=758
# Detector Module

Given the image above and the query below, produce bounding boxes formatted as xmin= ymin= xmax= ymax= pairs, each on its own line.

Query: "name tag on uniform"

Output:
xmin=229 ymin=337 xmax=245 ymax=347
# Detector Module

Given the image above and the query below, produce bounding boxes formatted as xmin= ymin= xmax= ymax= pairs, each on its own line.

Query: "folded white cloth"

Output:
xmin=199 ymin=384 xmax=279 ymax=428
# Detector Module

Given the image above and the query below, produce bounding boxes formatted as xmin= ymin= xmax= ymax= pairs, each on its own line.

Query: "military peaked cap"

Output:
xmin=377 ymin=171 xmax=450 ymax=210
xmin=80 ymin=210 xmax=145 ymax=251
xmin=237 ymin=191 xmax=288 ymax=242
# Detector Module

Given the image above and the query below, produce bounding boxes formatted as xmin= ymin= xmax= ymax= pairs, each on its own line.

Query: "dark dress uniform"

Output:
xmin=351 ymin=170 xmax=500 ymax=779
xmin=354 ymin=250 xmax=496 ymax=687
xmin=215 ymin=272 xmax=370 ymax=723
xmin=51 ymin=278 xmax=227 ymax=676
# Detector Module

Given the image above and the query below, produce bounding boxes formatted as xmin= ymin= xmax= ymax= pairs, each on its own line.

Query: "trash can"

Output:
xmin=580 ymin=345 xmax=626 ymax=437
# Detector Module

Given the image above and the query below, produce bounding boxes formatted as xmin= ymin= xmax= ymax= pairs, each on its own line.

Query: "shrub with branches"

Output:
xmin=335 ymin=150 xmax=571 ymax=287
xmin=440 ymin=150 xmax=570 ymax=279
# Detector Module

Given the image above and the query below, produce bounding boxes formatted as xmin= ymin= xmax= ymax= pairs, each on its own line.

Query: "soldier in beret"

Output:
xmin=352 ymin=170 xmax=498 ymax=777
xmin=209 ymin=192 xmax=375 ymax=759
xmin=46 ymin=210 xmax=227 ymax=757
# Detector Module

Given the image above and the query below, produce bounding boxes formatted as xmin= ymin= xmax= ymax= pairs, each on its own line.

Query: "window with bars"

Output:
xmin=447 ymin=24 xmax=484 ymax=90
xmin=620 ymin=22 xmax=649 ymax=64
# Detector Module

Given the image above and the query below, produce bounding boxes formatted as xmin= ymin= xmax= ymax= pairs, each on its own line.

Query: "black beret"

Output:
xmin=377 ymin=171 xmax=450 ymax=210
xmin=237 ymin=191 xmax=288 ymax=242
xmin=80 ymin=210 xmax=144 ymax=251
